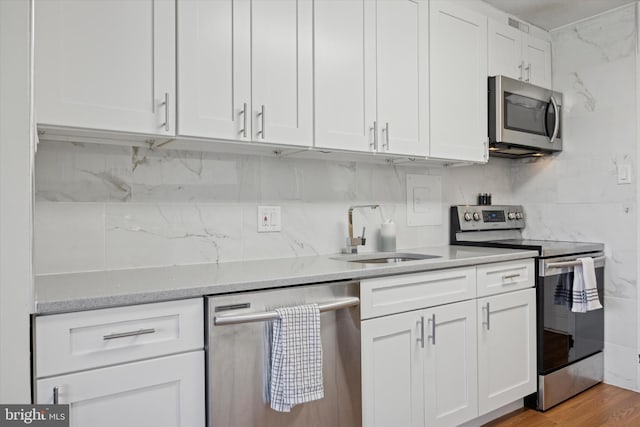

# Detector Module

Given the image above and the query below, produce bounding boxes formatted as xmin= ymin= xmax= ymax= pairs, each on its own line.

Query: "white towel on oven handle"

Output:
xmin=571 ymin=257 xmax=602 ymax=313
xmin=269 ymin=303 xmax=324 ymax=412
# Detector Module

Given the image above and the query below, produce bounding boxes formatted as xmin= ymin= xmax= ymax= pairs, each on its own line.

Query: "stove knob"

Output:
xmin=463 ymin=212 xmax=472 ymax=222
xmin=515 ymin=212 xmax=523 ymax=220
xmin=473 ymin=212 xmax=481 ymax=221
xmin=507 ymin=212 xmax=516 ymax=220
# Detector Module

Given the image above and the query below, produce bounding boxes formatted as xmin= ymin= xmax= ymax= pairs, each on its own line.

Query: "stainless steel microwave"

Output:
xmin=489 ymin=75 xmax=562 ymax=158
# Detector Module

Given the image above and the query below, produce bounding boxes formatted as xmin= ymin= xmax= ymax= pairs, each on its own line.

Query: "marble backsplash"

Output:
xmin=536 ymin=5 xmax=637 ymax=390
xmin=34 ymin=141 xmax=515 ymax=274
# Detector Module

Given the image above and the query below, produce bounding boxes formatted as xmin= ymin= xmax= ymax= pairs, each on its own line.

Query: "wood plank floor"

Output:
xmin=485 ymin=384 xmax=640 ymax=426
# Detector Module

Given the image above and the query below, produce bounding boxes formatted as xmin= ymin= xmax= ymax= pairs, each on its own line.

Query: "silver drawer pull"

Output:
xmin=103 ymin=328 xmax=156 ymax=340
xmin=502 ymin=273 xmax=521 ymax=280
xmin=214 ymin=297 xmax=359 ymax=326
xmin=483 ymin=302 xmax=490 ymax=330
xmin=427 ymin=313 xmax=436 ymax=345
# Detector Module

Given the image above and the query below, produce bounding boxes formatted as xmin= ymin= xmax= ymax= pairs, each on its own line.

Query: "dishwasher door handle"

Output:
xmin=214 ymin=296 xmax=360 ymax=326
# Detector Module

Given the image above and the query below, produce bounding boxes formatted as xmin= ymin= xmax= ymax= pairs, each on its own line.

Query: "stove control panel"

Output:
xmin=451 ymin=205 xmax=525 ymax=231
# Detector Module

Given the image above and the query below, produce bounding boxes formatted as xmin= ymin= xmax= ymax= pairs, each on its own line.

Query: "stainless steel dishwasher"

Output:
xmin=206 ymin=280 xmax=361 ymax=427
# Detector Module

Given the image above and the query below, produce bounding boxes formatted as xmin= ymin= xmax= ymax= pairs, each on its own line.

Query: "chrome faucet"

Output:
xmin=343 ymin=204 xmax=380 ymax=254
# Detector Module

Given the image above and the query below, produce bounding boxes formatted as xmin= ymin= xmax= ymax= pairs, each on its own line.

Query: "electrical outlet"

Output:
xmin=257 ymin=206 xmax=281 ymax=232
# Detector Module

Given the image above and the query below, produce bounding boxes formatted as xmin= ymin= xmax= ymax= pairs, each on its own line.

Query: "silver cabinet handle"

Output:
xmin=382 ymin=122 xmax=390 ymax=150
xmin=525 ymin=63 xmax=531 ymax=82
xmin=502 ymin=273 xmax=521 ymax=280
xmin=549 ymin=95 xmax=560 ymax=143
xmin=239 ymin=102 xmax=248 ymax=138
xmin=483 ymin=302 xmax=491 ymax=330
xmin=427 ymin=313 xmax=436 ymax=345
xmin=161 ymin=92 xmax=169 ymax=132
xmin=103 ymin=328 xmax=156 ymax=340
xmin=214 ymin=297 xmax=359 ymax=326
xmin=370 ymin=121 xmax=378 ymax=151
xmin=53 ymin=386 xmax=60 ymax=404
xmin=518 ymin=61 xmax=524 ymax=80
xmin=257 ymin=105 xmax=265 ymax=139
xmin=417 ymin=316 xmax=425 ymax=348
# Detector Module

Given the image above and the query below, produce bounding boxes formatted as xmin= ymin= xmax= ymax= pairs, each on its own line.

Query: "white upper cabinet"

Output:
xmin=252 ymin=0 xmax=313 ymax=146
xmin=314 ymin=0 xmax=428 ymax=157
xmin=488 ymin=19 xmax=552 ymax=89
xmin=35 ymin=0 xmax=175 ymax=136
xmin=376 ymin=0 xmax=429 ymax=157
xmin=178 ymin=0 xmax=312 ymax=147
xmin=523 ymin=36 xmax=552 ymax=89
xmin=177 ymin=0 xmax=251 ymax=141
xmin=488 ymin=20 xmax=523 ymax=81
xmin=313 ymin=0 xmax=376 ymax=152
xmin=429 ymin=1 xmax=488 ymax=163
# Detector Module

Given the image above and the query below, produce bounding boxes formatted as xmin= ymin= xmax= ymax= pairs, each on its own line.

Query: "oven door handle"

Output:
xmin=545 ymin=255 xmax=606 ymax=269
xmin=213 ymin=297 xmax=360 ymax=326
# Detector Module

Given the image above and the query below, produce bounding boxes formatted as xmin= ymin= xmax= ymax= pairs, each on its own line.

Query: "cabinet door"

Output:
xmin=376 ymin=0 xmax=429 ymax=156
xmin=314 ymin=0 xmax=376 ymax=152
xmin=488 ymin=20 xmax=523 ymax=81
xmin=362 ymin=311 xmax=424 ymax=427
xmin=36 ymin=351 xmax=205 ymax=427
xmin=424 ymin=300 xmax=478 ymax=427
xmin=429 ymin=1 xmax=487 ymax=162
xmin=251 ymin=0 xmax=313 ymax=146
xmin=177 ymin=0 xmax=251 ymax=141
xmin=477 ymin=289 xmax=536 ymax=415
xmin=35 ymin=0 xmax=175 ymax=136
xmin=523 ymin=35 xmax=552 ymax=89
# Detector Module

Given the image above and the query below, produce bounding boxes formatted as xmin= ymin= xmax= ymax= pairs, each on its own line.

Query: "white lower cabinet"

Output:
xmin=362 ymin=261 xmax=536 ymax=427
xmin=36 ymin=351 xmax=205 ymax=427
xmin=34 ymin=298 xmax=205 ymax=427
xmin=424 ymin=300 xmax=478 ymax=427
xmin=477 ymin=288 xmax=537 ymax=415
xmin=362 ymin=310 xmax=424 ymax=427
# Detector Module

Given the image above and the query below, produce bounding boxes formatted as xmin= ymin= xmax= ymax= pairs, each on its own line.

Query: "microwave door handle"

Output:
xmin=549 ymin=96 xmax=560 ymax=142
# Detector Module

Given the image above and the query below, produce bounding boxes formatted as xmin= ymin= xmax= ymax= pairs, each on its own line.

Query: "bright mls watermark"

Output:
xmin=0 ymin=405 xmax=68 ymax=427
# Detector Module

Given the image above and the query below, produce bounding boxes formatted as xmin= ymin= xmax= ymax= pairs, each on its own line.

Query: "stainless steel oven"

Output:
xmin=450 ymin=205 xmax=604 ymax=411
xmin=489 ymin=75 xmax=562 ymax=158
xmin=536 ymin=253 xmax=605 ymax=410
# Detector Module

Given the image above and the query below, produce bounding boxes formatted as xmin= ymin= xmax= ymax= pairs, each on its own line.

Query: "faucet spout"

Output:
xmin=344 ymin=204 xmax=379 ymax=254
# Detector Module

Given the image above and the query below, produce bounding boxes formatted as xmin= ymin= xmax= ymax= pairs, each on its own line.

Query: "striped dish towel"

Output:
xmin=553 ymin=271 xmax=573 ymax=308
xmin=269 ymin=304 xmax=324 ymax=412
xmin=571 ymin=257 xmax=603 ymax=313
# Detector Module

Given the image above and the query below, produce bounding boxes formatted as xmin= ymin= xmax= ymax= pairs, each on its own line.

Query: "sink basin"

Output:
xmin=332 ymin=253 xmax=441 ymax=264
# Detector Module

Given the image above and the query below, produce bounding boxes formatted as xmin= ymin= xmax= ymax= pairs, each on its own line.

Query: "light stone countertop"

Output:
xmin=34 ymin=245 xmax=538 ymax=314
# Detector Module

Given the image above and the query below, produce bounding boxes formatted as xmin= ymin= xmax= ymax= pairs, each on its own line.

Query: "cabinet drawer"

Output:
xmin=476 ymin=259 xmax=535 ymax=297
xmin=36 ymin=298 xmax=204 ymax=378
xmin=361 ymin=267 xmax=476 ymax=319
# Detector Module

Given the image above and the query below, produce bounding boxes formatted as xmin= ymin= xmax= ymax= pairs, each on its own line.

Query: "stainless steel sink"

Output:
xmin=332 ymin=252 xmax=441 ymax=264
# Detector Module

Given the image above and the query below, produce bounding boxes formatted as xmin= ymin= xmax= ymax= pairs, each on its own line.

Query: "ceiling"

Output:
xmin=483 ymin=0 xmax=637 ymax=31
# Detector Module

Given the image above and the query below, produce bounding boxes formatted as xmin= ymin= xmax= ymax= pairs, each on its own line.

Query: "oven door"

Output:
xmin=538 ymin=253 xmax=605 ymax=374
